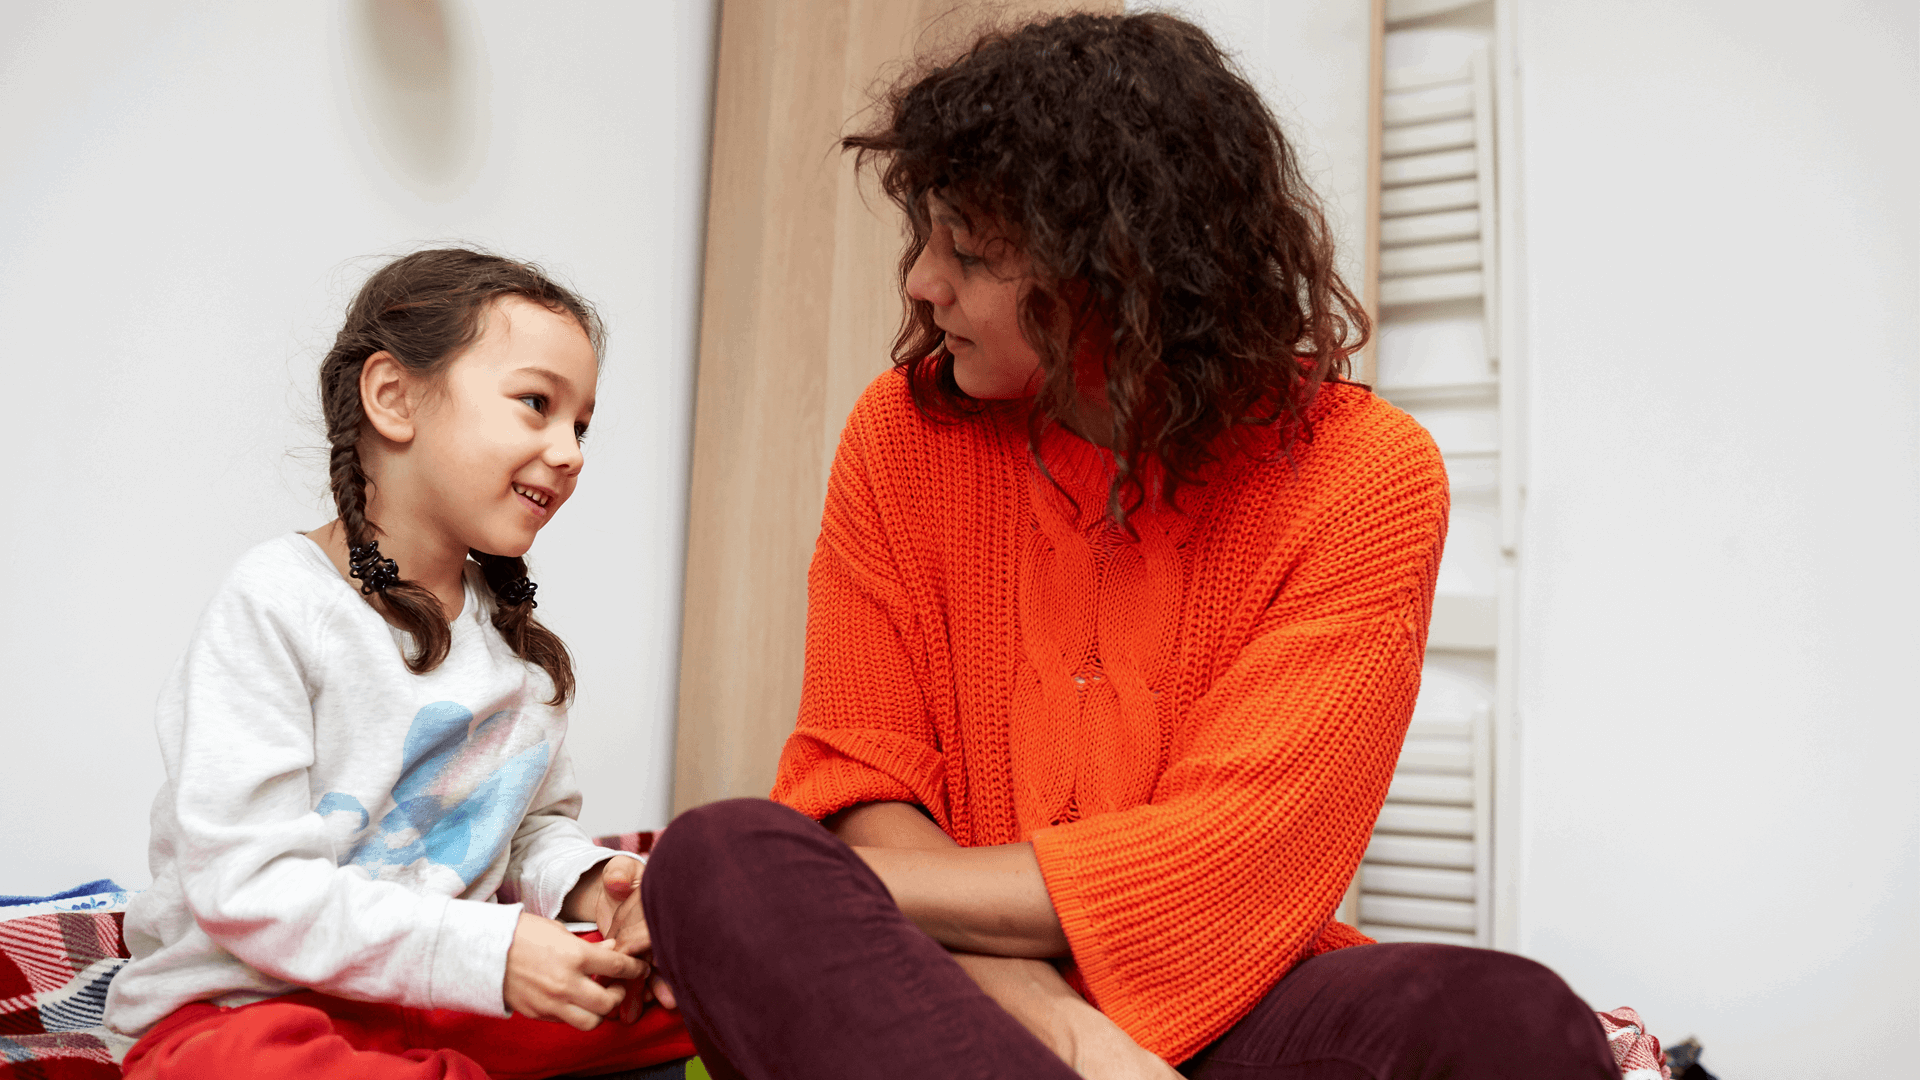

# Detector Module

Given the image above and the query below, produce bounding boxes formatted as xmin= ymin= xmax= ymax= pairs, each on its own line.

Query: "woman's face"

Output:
xmin=906 ymin=194 xmax=1043 ymax=399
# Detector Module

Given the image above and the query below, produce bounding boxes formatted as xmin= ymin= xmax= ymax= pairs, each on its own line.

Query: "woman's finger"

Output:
xmin=650 ymin=972 xmax=677 ymax=1011
xmin=608 ymin=890 xmax=651 ymax=953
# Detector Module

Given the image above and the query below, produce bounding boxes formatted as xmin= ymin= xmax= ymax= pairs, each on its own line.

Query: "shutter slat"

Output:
xmin=1361 ymin=894 xmax=1477 ymax=931
xmin=1365 ymin=834 xmax=1475 ymax=868
xmin=1386 ymin=773 xmax=1474 ymax=805
xmin=1362 ymin=864 xmax=1477 ymax=901
xmin=1374 ymin=804 xmax=1475 ymax=837
xmin=1382 ymin=83 xmax=1473 ymax=125
xmin=1381 ymin=270 xmax=1485 ymax=306
xmin=1395 ymin=737 xmax=1472 ymax=774
xmin=1381 ymin=179 xmax=1478 ymax=217
xmin=1382 ymin=149 xmax=1478 ymax=187
xmin=1361 ymin=924 xmax=1478 ymax=947
xmin=1381 ymin=239 xmax=1482 ymax=277
xmin=1383 ymin=117 xmax=1475 ymax=158
xmin=1381 ymin=208 xmax=1479 ymax=246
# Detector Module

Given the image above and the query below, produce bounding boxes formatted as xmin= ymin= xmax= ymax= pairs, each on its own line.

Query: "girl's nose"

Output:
xmin=547 ymin=429 xmax=585 ymax=474
xmin=906 ymin=244 xmax=954 ymax=307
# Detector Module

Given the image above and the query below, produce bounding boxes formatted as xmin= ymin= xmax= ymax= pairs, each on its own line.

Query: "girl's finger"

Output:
xmin=650 ymin=973 xmax=677 ymax=1011
xmin=580 ymin=943 xmax=646 ymax=981
xmin=567 ymin=977 xmax=624 ymax=1019
xmin=559 ymin=1002 xmax=604 ymax=1032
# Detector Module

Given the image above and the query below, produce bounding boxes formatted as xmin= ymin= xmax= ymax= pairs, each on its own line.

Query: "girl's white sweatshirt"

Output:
xmin=105 ymin=534 xmax=617 ymax=1036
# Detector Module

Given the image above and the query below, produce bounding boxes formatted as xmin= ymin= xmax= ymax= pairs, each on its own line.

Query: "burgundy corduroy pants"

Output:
xmin=641 ymin=799 xmax=1615 ymax=1080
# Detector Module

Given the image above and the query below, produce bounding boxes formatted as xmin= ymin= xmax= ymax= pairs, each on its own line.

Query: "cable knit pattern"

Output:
xmin=772 ymin=370 xmax=1448 ymax=1063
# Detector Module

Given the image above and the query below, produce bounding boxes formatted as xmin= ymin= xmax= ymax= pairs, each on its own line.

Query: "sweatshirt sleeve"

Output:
xmin=771 ymin=395 xmax=950 ymax=826
xmin=499 ymin=741 xmax=615 ymax=919
xmin=165 ymin=568 xmax=519 ymax=1016
xmin=1029 ymin=433 xmax=1449 ymax=1063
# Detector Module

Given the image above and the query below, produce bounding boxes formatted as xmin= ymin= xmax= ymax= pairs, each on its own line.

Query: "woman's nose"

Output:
xmin=906 ymin=244 xmax=954 ymax=307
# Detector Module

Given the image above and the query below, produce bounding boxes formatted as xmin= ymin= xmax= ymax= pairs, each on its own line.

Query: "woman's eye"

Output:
xmin=953 ymin=245 xmax=981 ymax=269
xmin=518 ymin=394 xmax=547 ymax=414
xmin=574 ymin=424 xmax=590 ymax=444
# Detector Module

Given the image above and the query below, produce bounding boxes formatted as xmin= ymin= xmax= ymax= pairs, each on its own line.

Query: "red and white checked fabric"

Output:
xmin=0 ymin=901 xmax=135 ymax=1080
xmin=1598 ymin=1006 xmax=1672 ymax=1080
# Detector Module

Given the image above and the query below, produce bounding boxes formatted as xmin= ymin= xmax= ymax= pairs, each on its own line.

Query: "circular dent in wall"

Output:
xmin=342 ymin=0 xmax=489 ymax=202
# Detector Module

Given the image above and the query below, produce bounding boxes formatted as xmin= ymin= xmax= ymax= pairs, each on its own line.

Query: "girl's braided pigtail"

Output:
xmin=470 ymin=551 xmax=573 ymax=706
xmin=323 ymin=384 xmax=452 ymax=674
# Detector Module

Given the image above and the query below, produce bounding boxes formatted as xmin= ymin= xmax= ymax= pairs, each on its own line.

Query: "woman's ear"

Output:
xmin=360 ymin=352 xmax=417 ymax=444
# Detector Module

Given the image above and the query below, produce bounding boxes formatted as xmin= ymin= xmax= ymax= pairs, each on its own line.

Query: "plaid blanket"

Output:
xmin=1598 ymin=1006 xmax=1672 ymax=1080
xmin=0 ymin=883 xmax=140 ymax=1080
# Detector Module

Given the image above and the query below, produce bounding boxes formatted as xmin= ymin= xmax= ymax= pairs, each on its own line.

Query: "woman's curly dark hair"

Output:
xmin=845 ymin=11 xmax=1368 ymax=518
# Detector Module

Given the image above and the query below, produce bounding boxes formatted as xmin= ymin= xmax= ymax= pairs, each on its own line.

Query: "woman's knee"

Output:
xmin=641 ymin=799 xmax=838 ymax=935
xmin=1383 ymin=945 xmax=1610 ymax=1071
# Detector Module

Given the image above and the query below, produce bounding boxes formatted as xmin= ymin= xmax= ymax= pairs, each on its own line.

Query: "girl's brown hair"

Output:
xmin=318 ymin=247 xmax=602 ymax=705
xmin=845 ymin=11 xmax=1369 ymax=518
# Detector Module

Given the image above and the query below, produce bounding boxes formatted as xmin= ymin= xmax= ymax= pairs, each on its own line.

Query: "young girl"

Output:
xmin=103 ymin=249 xmax=693 ymax=1078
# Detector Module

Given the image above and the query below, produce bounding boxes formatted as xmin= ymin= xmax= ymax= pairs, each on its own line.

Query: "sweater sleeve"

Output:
xmin=499 ymin=740 xmax=613 ymax=919
xmin=771 ymin=396 xmax=950 ymax=826
xmin=166 ymin=571 xmax=518 ymax=1016
xmin=1029 ymin=437 xmax=1449 ymax=1063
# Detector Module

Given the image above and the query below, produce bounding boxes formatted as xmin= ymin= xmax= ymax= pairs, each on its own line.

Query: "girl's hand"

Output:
xmin=505 ymin=911 xmax=644 ymax=1030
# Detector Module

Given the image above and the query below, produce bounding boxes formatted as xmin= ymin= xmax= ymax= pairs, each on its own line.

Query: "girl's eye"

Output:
xmin=953 ymin=244 xmax=981 ymax=269
xmin=519 ymin=394 xmax=547 ymax=414
xmin=574 ymin=424 xmax=590 ymax=444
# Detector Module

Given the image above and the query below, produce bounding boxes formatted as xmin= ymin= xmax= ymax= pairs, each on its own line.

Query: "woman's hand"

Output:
xmin=949 ymin=953 xmax=1178 ymax=1080
xmin=504 ymin=911 xmax=644 ymax=1030
xmin=1058 ymin=1009 xmax=1183 ymax=1080
xmin=563 ymin=855 xmax=650 ymax=953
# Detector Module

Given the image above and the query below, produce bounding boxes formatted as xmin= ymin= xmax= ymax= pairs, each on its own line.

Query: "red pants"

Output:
xmin=121 ymin=988 xmax=693 ymax=1080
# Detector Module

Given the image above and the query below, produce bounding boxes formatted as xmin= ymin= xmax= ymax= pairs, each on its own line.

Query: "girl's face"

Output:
xmin=402 ymin=297 xmax=598 ymax=559
xmin=907 ymin=194 xmax=1044 ymax=399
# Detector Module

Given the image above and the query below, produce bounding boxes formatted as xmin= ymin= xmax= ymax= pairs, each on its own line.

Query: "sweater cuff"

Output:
xmin=530 ymin=845 xmax=627 ymax=920
xmin=1030 ymin=824 xmax=1121 ymax=1012
xmin=426 ymin=896 xmax=521 ymax=1016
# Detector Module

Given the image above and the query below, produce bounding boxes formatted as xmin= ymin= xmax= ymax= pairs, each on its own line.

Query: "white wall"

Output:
xmin=1152 ymin=1 xmax=1373 ymax=298
xmin=0 ymin=1 xmax=715 ymax=895
xmin=1512 ymin=2 xmax=1918 ymax=1075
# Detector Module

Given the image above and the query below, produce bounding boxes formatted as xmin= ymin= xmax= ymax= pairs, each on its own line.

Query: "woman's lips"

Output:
xmin=944 ymin=331 xmax=974 ymax=350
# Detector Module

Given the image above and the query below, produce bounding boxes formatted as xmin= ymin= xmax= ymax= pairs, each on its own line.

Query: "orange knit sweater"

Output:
xmin=771 ymin=371 xmax=1448 ymax=1063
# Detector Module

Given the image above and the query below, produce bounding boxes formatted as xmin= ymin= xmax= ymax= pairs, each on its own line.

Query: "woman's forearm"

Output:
xmin=827 ymin=802 xmax=1070 ymax=957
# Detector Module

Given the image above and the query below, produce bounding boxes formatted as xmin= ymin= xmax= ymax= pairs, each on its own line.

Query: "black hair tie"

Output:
xmin=348 ymin=541 xmax=401 ymax=595
xmin=496 ymin=576 xmax=538 ymax=609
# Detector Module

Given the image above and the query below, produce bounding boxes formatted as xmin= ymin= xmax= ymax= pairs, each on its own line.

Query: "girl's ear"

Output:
xmin=361 ymin=351 xmax=417 ymax=444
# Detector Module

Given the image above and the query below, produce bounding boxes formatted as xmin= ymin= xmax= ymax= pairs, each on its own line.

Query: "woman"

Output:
xmin=641 ymin=13 xmax=1617 ymax=1079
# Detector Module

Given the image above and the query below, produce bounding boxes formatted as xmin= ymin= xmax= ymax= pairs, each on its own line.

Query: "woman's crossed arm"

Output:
xmin=828 ymin=802 xmax=1178 ymax=1080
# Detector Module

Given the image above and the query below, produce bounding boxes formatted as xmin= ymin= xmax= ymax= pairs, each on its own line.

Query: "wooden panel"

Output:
xmin=673 ymin=0 xmax=1118 ymax=813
